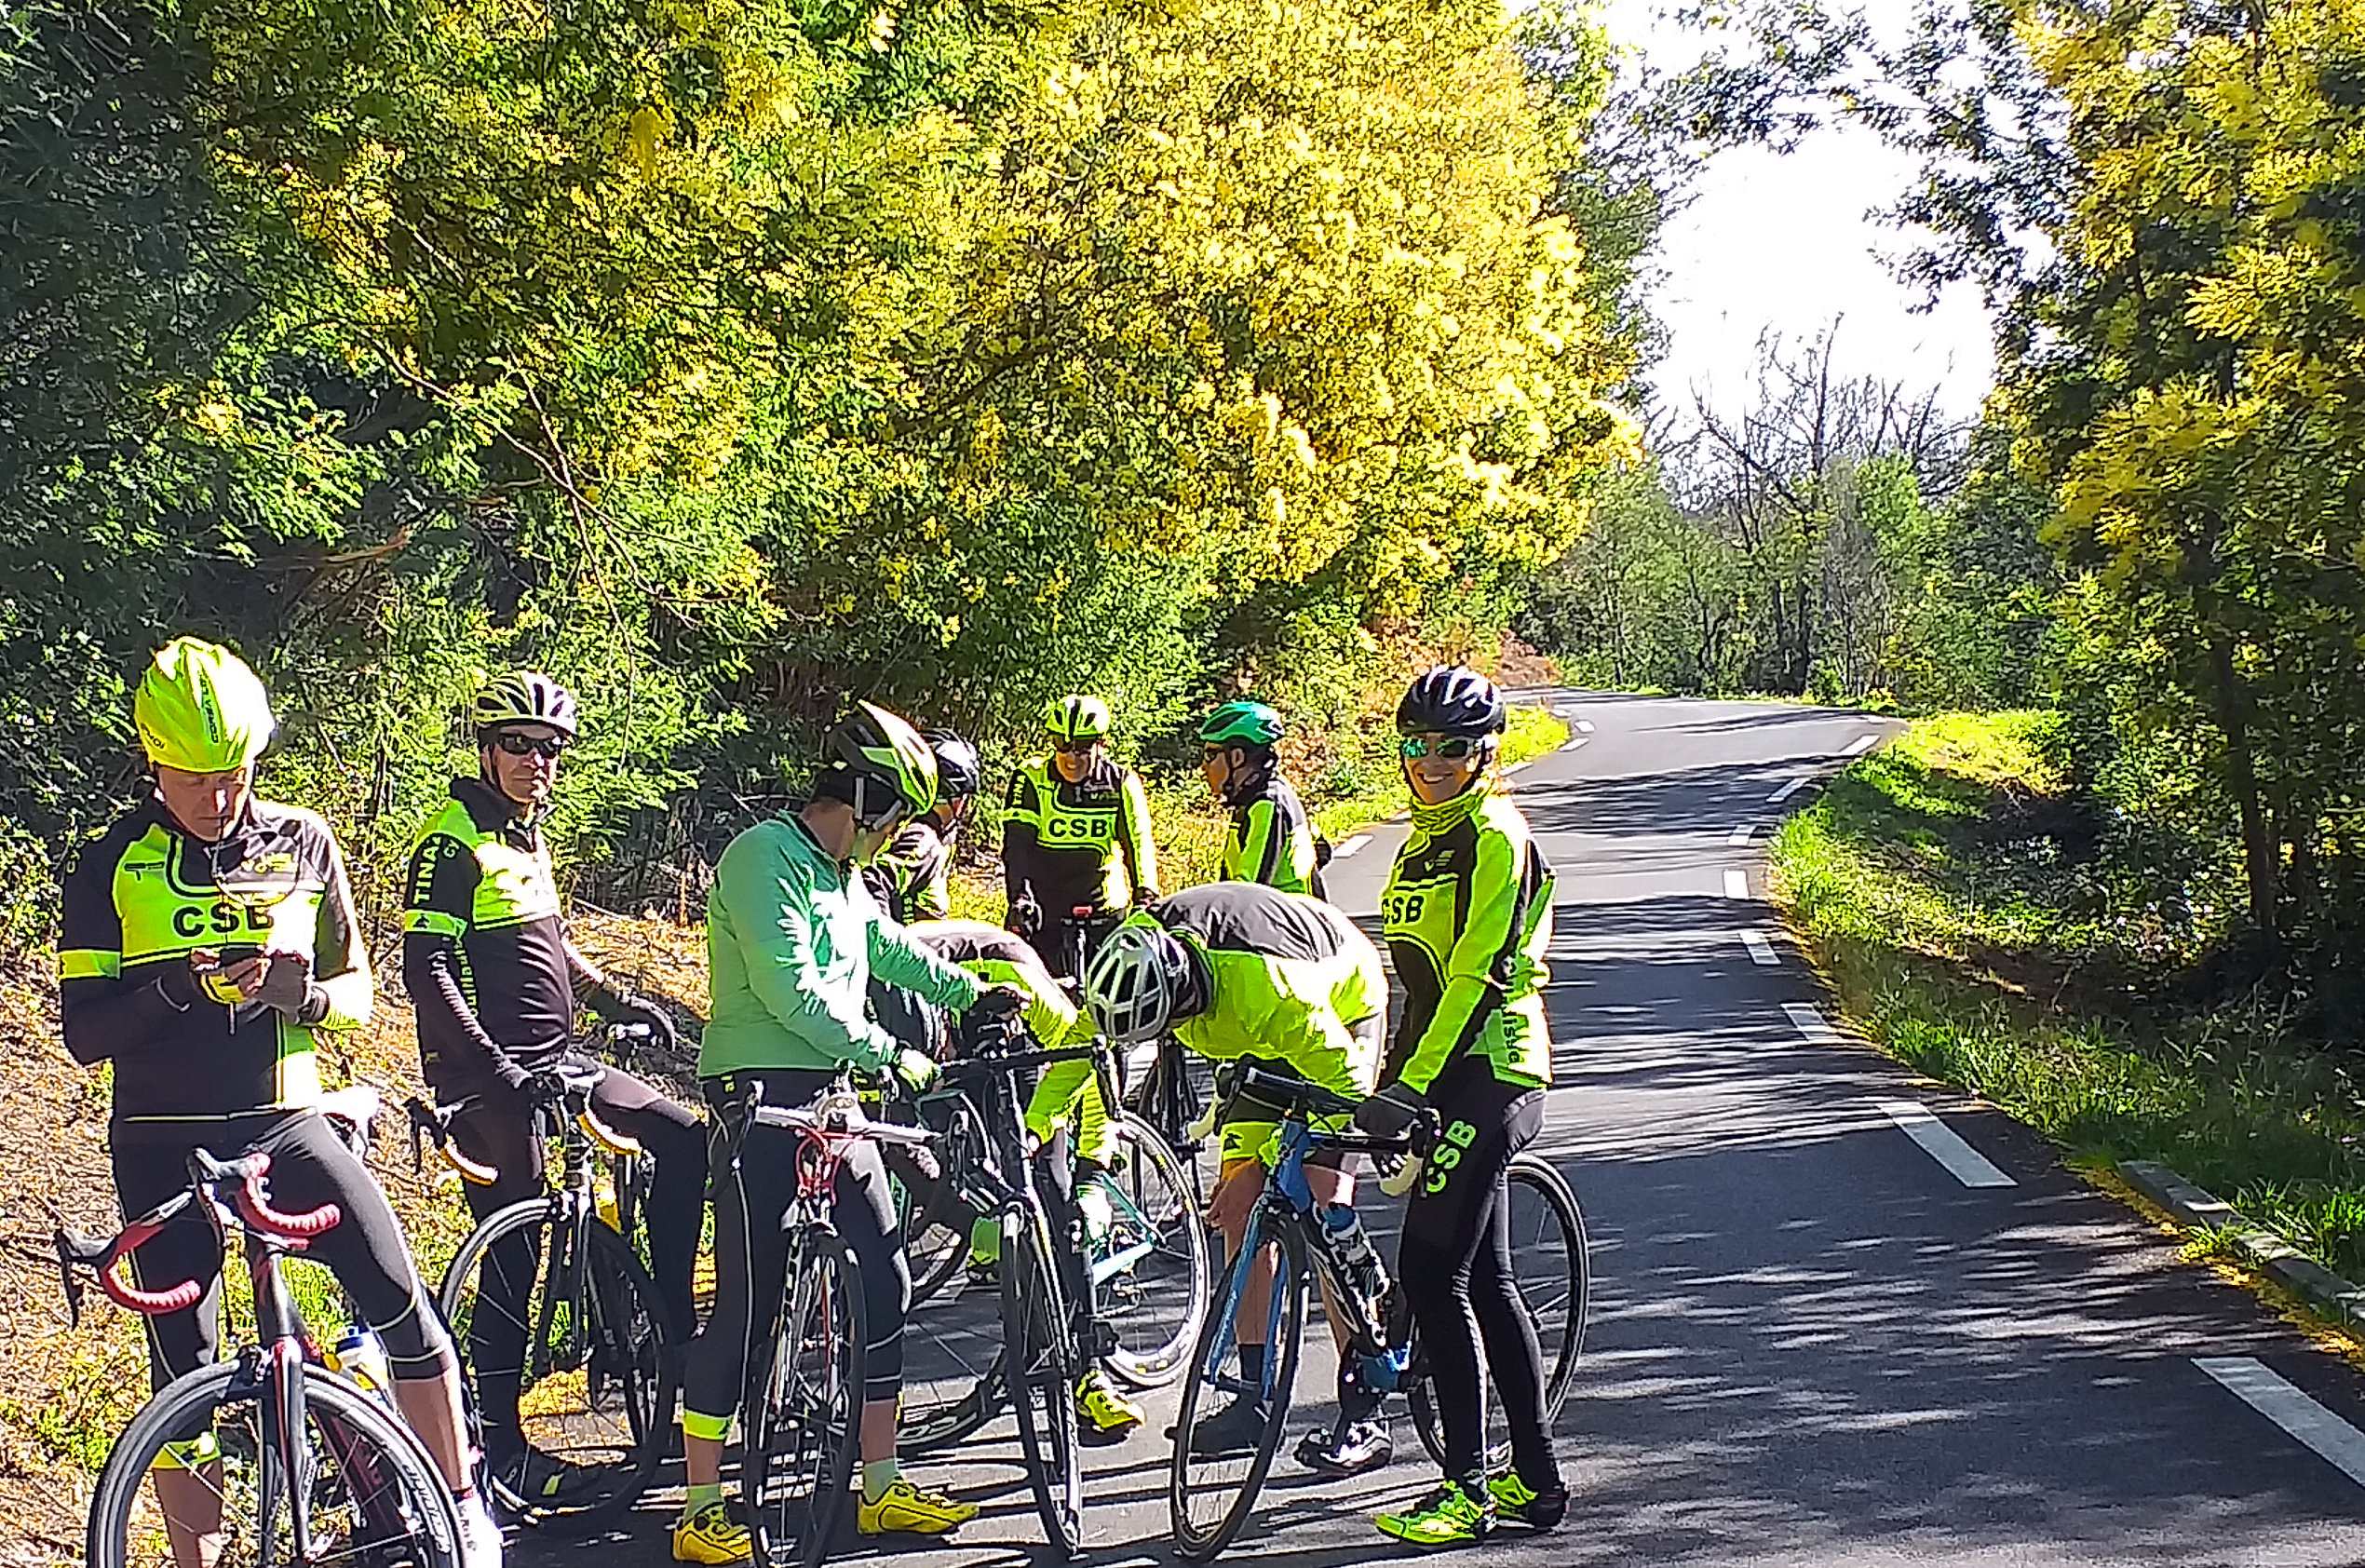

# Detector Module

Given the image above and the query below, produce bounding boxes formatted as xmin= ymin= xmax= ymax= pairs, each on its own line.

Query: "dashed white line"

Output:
xmin=2196 ymin=1358 xmax=2365 ymax=1488
xmin=1843 ymin=734 xmax=1879 ymax=757
xmin=1769 ymin=775 xmax=1812 ymax=804
xmin=1559 ymin=737 xmax=1590 ymax=755
xmin=1743 ymin=932 xmax=1778 ymax=966
xmin=1726 ymin=822 xmax=1758 ymax=847
xmin=1331 ymin=834 xmax=1372 ymax=859
xmin=1723 ymin=869 xmax=1750 ymax=900
xmin=1576 ymin=721 xmax=1595 ymax=735
xmin=1781 ymin=1002 xmax=1838 ymax=1043
xmin=1876 ymin=1101 xmax=2017 ymax=1188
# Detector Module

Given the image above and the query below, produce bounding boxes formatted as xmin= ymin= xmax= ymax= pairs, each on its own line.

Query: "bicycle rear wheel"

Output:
xmin=1407 ymin=1154 xmax=1588 ymax=1472
xmin=746 ymin=1233 xmax=865 ymax=1568
xmin=88 ymin=1358 xmax=461 ymax=1568
xmin=437 ymin=1198 xmax=674 ymax=1522
xmin=1093 ymin=1113 xmax=1210 ymax=1388
xmin=1005 ymin=1213 xmax=1084 ymax=1555
xmin=1169 ymin=1213 xmax=1305 ymax=1562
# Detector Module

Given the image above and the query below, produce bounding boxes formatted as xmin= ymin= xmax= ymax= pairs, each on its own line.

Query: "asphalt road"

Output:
xmin=517 ymin=692 xmax=2365 ymax=1568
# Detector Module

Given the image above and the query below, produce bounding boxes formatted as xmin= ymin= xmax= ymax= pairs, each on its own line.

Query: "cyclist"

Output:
xmin=57 ymin=638 xmax=499 ymax=1568
xmin=897 ymin=918 xmax=1149 ymax=1437
xmin=1081 ymin=882 xmax=1394 ymax=1475
xmin=674 ymin=702 xmax=1025 ymax=1564
xmin=1002 ymin=694 xmax=1157 ymax=976
xmin=401 ymin=670 xmax=706 ymax=1501
xmin=1198 ymin=699 xmax=1326 ymax=899
xmin=1353 ymin=666 xmax=1565 ymax=1545
xmin=865 ymin=728 xmax=982 ymax=924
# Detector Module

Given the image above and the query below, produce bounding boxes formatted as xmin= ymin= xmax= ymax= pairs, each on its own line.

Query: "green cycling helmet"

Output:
xmin=827 ymin=700 xmax=939 ymax=818
xmin=1197 ymin=699 xmax=1284 ymax=750
xmin=1044 ymin=694 xmax=1112 ymax=743
xmin=134 ymin=637 xmax=277 ymax=773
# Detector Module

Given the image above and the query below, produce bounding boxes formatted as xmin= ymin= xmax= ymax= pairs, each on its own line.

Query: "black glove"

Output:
xmin=597 ymin=990 xmax=680 ymax=1054
xmin=1353 ymin=1081 xmax=1428 ymax=1140
xmin=968 ymin=983 xmax=1027 ymax=1021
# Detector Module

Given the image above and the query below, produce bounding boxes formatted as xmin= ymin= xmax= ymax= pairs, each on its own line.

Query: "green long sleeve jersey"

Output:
xmin=703 ymin=811 xmax=982 ymax=1078
xmin=1131 ymin=882 xmax=1385 ymax=1101
xmin=1217 ymin=772 xmax=1323 ymax=899
xmin=1381 ymin=787 xmax=1555 ymax=1094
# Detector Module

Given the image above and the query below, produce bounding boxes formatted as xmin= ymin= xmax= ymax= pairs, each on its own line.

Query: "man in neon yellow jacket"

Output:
xmin=1082 ymin=882 xmax=1395 ymax=1474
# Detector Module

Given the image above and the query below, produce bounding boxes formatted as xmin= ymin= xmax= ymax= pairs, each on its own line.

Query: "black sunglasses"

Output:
xmin=491 ymin=731 xmax=569 ymax=760
xmin=1053 ymin=738 xmax=1103 ymax=755
xmin=1399 ymin=735 xmax=1484 ymax=761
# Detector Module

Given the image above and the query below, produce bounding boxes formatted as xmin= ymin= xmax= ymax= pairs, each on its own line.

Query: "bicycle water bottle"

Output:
xmin=329 ymin=1325 xmax=398 ymax=1413
xmin=1319 ymin=1203 xmax=1389 ymax=1304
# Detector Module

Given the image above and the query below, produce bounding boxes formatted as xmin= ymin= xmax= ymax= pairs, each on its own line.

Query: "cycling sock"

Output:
xmin=1238 ymin=1342 xmax=1266 ymax=1388
xmin=683 ymin=1482 xmax=723 ymax=1520
xmin=863 ymin=1459 xmax=900 ymax=1503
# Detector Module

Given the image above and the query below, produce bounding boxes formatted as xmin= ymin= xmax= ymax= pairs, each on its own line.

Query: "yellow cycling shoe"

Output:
xmin=672 ymin=1501 xmax=752 ymax=1564
xmin=858 ymin=1477 xmax=979 ymax=1536
xmin=1077 ymin=1369 xmax=1146 ymax=1434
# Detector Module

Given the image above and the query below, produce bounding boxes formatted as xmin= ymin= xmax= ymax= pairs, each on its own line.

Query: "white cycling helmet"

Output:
xmin=1083 ymin=919 xmax=1194 ymax=1044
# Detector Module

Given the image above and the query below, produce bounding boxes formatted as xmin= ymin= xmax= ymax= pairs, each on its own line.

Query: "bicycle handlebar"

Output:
xmin=750 ymin=1091 xmax=937 ymax=1149
xmin=53 ymin=1150 xmax=342 ymax=1324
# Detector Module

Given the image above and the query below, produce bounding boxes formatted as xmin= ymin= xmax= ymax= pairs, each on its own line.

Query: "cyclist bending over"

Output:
xmin=1083 ymin=883 xmax=1392 ymax=1476
xmin=402 ymin=671 xmax=705 ymax=1500
xmin=57 ymin=639 xmax=499 ymax=1568
xmin=1002 ymin=695 xmax=1157 ymax=976
xmin=673 ymin=703 xmax=1025 ymax=1565
xmin=900 ymin=918 xmax=1146 ymax=1438
xmin=1354 ymin=667 xmax=1566 ymax=1545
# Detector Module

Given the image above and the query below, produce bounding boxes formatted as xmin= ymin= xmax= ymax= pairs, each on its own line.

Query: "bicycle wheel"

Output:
xmin=88 ymin=1358 xmax=461 ymax=1568
xmin=746 ymin=1233 xmax=865 ymax=1568
xmin=437 ymin=1197 xmax=674 ymax=1521
xmin=1093 ymin=1113 xmax=1210 ymax=1388
xmin=1407 ymin=1154 xmax=1588 ymax=1472
xmin=1169 ymin=1213 xmax=1306 ymax=1562
xmin=1005 ymin=1212 xmax=1084 ymax=1555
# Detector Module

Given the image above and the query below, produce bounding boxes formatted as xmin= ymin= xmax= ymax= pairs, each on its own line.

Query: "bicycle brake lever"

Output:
xmin=51 ymin=1233 xmax=84 ymax=1330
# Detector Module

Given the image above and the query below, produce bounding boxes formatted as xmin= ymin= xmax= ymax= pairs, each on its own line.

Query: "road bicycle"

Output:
xmin=732 ymin=1078 xmax=936 ymax=1568
xmin=60 ymin=1095 xmax=462 ymax=1568
xmin=409 ymin=1025 xmax=674 ymax=1524
xmin=1168 ymin=1066 xmax=1588 ymax=1561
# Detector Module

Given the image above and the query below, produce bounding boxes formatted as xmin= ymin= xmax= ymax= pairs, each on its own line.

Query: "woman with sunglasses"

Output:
xmin=1351 ymin=666 xmax=1565 ymax=1547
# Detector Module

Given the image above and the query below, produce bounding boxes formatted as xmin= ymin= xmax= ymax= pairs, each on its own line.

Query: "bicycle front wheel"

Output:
xmin=1407 ymin=1153 xmax=1589 ymax=1472
xmin=1169 ymin=1212 xmax=1305 ymax=1562
xmin=88 ymin=1358 xmax=461 ymax=1568
xmin=437 ymin=1197 xmax=674 ymax=1522
xmin=1093 ymin=1113 xmax=1210 ymax=1388
xmin=746 ymin=1233 xmax=865 ymax=1568
xmin=1005 ymin=1213 xmax=1084 ymax=1555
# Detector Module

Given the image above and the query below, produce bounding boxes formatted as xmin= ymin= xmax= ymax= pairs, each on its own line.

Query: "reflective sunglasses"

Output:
xmin=1399 ymin=735 xmax=1485 ymax=761
xmin=492 ymin=730 xmax=570 ymax=760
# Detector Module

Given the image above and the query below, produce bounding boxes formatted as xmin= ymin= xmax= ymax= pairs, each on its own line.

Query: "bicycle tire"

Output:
xmin=88 ymin=1358 xmax=462 ymax=1568
xmin=1406 ymin=1154 xmax=1588 ymax=1473
xmin=1169 ymin=1213 xmax=1306 ymax=1562
xmin=746 ymin=1232 xmax=865 ymax=1568
xmin=1095 ymin=1113 xmax=1210 ymax=1388
xmin=1005 ymin=1214 xmax=1084 ymax=1555
xmin=437 ymin=1197 xmax=675 ymax=1523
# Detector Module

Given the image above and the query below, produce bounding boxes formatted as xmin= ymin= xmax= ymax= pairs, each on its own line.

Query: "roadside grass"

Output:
xmin=1771 ymin=710 xmax=2365 ymax=1281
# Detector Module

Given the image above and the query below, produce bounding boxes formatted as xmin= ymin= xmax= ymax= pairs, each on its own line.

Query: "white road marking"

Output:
xmin=2196 ymin=1358 xmax=2365 ymax=1488
xmin=1559 ymin=737 xmax=1590 ymax=754
xmin=1576 ymin=720 xmax=1595 ymax=734
xmin=1843 ymin=734 xmax=1879 ymax=757
xmin=1505 ymin=760 xmax=1533 ymax=774
xmin=1876 ymin=1101 xmax=2017 ymax=1188
xmin=1723 ymin=869 xmax=1750 ymax=900
xmin=1332 ymin=834 xmax=1372 ymax=859
xmin=1769 ymin=775 xmax=1812 ymax=804
xmin=1743 ymin=932 xmax=1778 ymax=966
xmin=1782 ymin=1002 xmax=1838 ymax=1043
xmin=1726 ymin=822 xmax=1758 ymax=846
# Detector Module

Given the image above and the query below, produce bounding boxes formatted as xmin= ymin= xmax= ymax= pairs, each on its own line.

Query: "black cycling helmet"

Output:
xmin=926 ymin=729 xmax=982 ymax=803
xmin=1397 ymin=666 xmax=1507 ymax=737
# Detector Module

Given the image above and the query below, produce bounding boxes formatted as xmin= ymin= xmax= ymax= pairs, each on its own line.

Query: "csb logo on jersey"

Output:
xmin=1040 ymin=811 xmax=1115 ymax=847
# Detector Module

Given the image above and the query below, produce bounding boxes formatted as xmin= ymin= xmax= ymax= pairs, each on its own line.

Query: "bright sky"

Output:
xmin=1601 ymin=1 xmax=1999 ymax=426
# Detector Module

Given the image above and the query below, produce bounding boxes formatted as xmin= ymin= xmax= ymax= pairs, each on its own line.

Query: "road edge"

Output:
xmin=2118 ymin=1159 xmax=2365 ymax=1330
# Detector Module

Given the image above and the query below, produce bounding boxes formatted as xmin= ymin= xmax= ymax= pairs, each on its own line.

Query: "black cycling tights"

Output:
xmin=1396 ymin=1066 xmax=1560 ymax=1494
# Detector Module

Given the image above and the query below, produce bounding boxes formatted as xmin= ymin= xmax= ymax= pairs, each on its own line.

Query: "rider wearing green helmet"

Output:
xmin=1001 ymin=694 xmax=1159 ymax=976
xmin=1198 ymin=699 xmax=1326 ymax=899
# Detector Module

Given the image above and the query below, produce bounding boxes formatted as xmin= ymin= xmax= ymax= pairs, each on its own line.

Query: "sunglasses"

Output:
xmin=1399 ymin=735 xmax=1485 ymax=761
xmin=1053 ymin=738 xmax=1103 ymax=755
xmin=491 ymin=731 xmax=570 ymax=760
